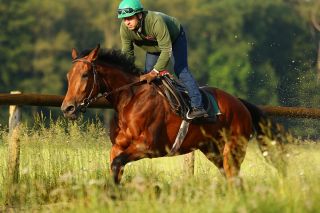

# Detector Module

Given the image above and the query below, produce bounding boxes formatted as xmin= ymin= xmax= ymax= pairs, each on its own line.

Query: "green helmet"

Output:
xmin=117 ymin=0 xmax=143 ymax=19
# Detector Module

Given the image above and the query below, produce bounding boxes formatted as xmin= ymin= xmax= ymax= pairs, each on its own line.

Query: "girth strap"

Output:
xmin=168 ymin=119 xmax=190 ymax=155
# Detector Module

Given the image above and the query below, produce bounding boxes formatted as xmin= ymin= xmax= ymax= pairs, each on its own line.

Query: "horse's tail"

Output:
xmin=238 ymin=98 xmax=267 ymax=136
xmin=239 ymin=98 xmax=287 ymax=174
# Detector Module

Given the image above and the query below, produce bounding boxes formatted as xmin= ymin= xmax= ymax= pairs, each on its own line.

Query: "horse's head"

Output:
xmin=61 ymin=45 xmax=101 ymax=120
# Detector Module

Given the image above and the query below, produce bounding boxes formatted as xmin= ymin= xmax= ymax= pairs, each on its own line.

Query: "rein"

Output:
xmin=72 ymin=58 xmax=144 ymax=113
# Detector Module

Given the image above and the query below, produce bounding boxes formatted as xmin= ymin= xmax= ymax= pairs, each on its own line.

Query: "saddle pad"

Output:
xmin=199 ymin=88 xmax=221 ymax=117
xmin=157 ymin=75 xmax=221 ymax=122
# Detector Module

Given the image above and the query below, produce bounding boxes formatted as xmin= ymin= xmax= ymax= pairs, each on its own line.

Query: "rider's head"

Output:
xmin=118 ymin=0 xmax=143 ymax=30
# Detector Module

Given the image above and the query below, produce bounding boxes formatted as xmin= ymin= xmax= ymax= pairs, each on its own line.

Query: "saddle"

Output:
xmin=154 ymin=71 xmax=221 ymax=123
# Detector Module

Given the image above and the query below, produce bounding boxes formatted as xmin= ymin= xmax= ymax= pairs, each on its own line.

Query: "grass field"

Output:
xmin=0 ymin=118 xmax=319 ymax=212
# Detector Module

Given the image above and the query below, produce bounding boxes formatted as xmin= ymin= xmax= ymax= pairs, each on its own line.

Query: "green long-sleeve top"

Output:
xmin=120 ymin=11 xmax=181 ymax=71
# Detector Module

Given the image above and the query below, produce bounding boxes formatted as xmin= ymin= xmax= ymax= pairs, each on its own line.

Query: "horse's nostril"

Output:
xmin=65 ymin=105 xmax=75 ymax=113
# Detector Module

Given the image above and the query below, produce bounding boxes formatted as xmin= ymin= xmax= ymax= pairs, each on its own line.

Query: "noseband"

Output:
xmin=71 ymin=58 xmax=145 ymax=113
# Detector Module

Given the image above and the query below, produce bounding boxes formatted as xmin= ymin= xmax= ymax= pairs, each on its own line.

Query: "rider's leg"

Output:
xmin=172 ymin=28 xmax=207 ymax=119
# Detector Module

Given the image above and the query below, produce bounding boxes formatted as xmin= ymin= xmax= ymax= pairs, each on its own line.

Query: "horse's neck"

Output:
xmin=114 ymin=84 xmax=160 ymax=115
xmin=99 ymin=66 xmax=141 ymax=111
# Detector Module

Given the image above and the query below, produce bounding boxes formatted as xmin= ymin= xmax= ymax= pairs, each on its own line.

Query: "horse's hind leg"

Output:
xmin=222 ymin=135 xmax=247 ymax=185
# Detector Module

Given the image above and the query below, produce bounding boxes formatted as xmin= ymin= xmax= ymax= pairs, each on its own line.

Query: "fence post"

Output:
xmin=5 ymin=91 xmax=22 ymax=206
xmin=184 ymin=151 xmax=195 ymax=176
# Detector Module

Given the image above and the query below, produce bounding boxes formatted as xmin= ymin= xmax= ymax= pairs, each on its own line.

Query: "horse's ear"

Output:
xmin=72 ymin=48 xmax=78 ymax=60
xmin=87 ymin=44 xmax=100 ymax=62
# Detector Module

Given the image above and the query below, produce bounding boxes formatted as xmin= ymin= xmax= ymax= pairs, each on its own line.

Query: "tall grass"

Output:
xmin=0 ymin=117 xmax=319 ymax=212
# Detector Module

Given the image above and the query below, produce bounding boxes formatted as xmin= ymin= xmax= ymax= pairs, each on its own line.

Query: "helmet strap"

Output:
xmin=136 ymin=13 xmax=144 ymax=32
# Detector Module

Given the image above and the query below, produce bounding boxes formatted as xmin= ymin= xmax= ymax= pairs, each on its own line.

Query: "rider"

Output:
xmin=118 ymin=0 xmax=208 ymax=119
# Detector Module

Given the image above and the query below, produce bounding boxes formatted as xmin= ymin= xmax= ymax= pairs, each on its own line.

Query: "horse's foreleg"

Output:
xmin=109 ymin=145 xmax=124 ymax=184
xmin=110 ymin=143 xmax=149 ymax=184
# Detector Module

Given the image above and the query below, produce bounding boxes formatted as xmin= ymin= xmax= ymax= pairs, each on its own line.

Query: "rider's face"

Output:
xmin=123 ymin=14 xmax=140 ymax=30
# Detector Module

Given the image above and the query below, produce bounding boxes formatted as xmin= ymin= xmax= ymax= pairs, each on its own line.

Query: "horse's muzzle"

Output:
xmin=61 ymin=103 xmax=78 ymax=120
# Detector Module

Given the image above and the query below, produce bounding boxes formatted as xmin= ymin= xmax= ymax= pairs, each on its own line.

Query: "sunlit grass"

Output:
xmin=0 ymin=118 xmax=319 ymax=212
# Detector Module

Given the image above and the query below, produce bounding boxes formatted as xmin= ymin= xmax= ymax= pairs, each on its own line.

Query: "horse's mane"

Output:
xmin=77 ymin=48 xmax=143 ymax=75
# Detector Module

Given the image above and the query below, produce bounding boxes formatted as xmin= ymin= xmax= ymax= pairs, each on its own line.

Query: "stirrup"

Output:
xmin=186 ymin=108 xmax=208 ymax=120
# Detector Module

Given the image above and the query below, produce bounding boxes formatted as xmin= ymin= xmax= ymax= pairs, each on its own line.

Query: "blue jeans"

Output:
xmin=144 ymin=28 xmax=203 ymax=108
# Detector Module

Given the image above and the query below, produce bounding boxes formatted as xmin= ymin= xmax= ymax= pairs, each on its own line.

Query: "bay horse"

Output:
xmin=61 ymin=45 xmax=273 ymax=184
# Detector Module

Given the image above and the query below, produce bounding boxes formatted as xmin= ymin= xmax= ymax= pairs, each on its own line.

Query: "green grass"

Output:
xmin=0 ymin=118 xmax=320 ymax=212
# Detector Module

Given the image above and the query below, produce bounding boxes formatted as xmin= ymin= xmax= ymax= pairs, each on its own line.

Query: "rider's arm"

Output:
xmin=120 ymin=22 xmax=134 ymax=56
xmin=152 ymin=17 xmax=172 ymax=71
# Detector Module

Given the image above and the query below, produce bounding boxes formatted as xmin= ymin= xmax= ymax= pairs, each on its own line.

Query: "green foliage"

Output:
xmin=207 ymin=42 xmax=252 ymax=97
xmin=247 ymin=62 xmax=279 ymax=105
xmin=243 ymin=0 xmax=316 ymax=106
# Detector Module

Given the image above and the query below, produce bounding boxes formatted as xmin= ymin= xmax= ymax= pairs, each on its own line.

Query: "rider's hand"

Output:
xmin=139 ymin=69 xmax=159 ymax=84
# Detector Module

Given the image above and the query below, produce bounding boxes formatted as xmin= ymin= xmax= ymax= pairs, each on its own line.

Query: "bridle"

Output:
xmin=71 ymin=58 xmax=145 ymax=113
xmin=72 ymin=58 xmax=100 ymax=113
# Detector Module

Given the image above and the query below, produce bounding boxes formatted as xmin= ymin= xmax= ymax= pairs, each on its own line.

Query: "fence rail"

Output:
xmin=0 ymin=93 xmax=110 ymax=108
xmin=1 ymin=93 xmax=320 ymax=119
xmin=259 ymin=105 xmax=320 ymax=119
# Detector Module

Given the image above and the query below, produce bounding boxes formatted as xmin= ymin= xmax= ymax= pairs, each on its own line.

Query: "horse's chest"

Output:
xmin=117 ymin=119 xmax=140 ymax=141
